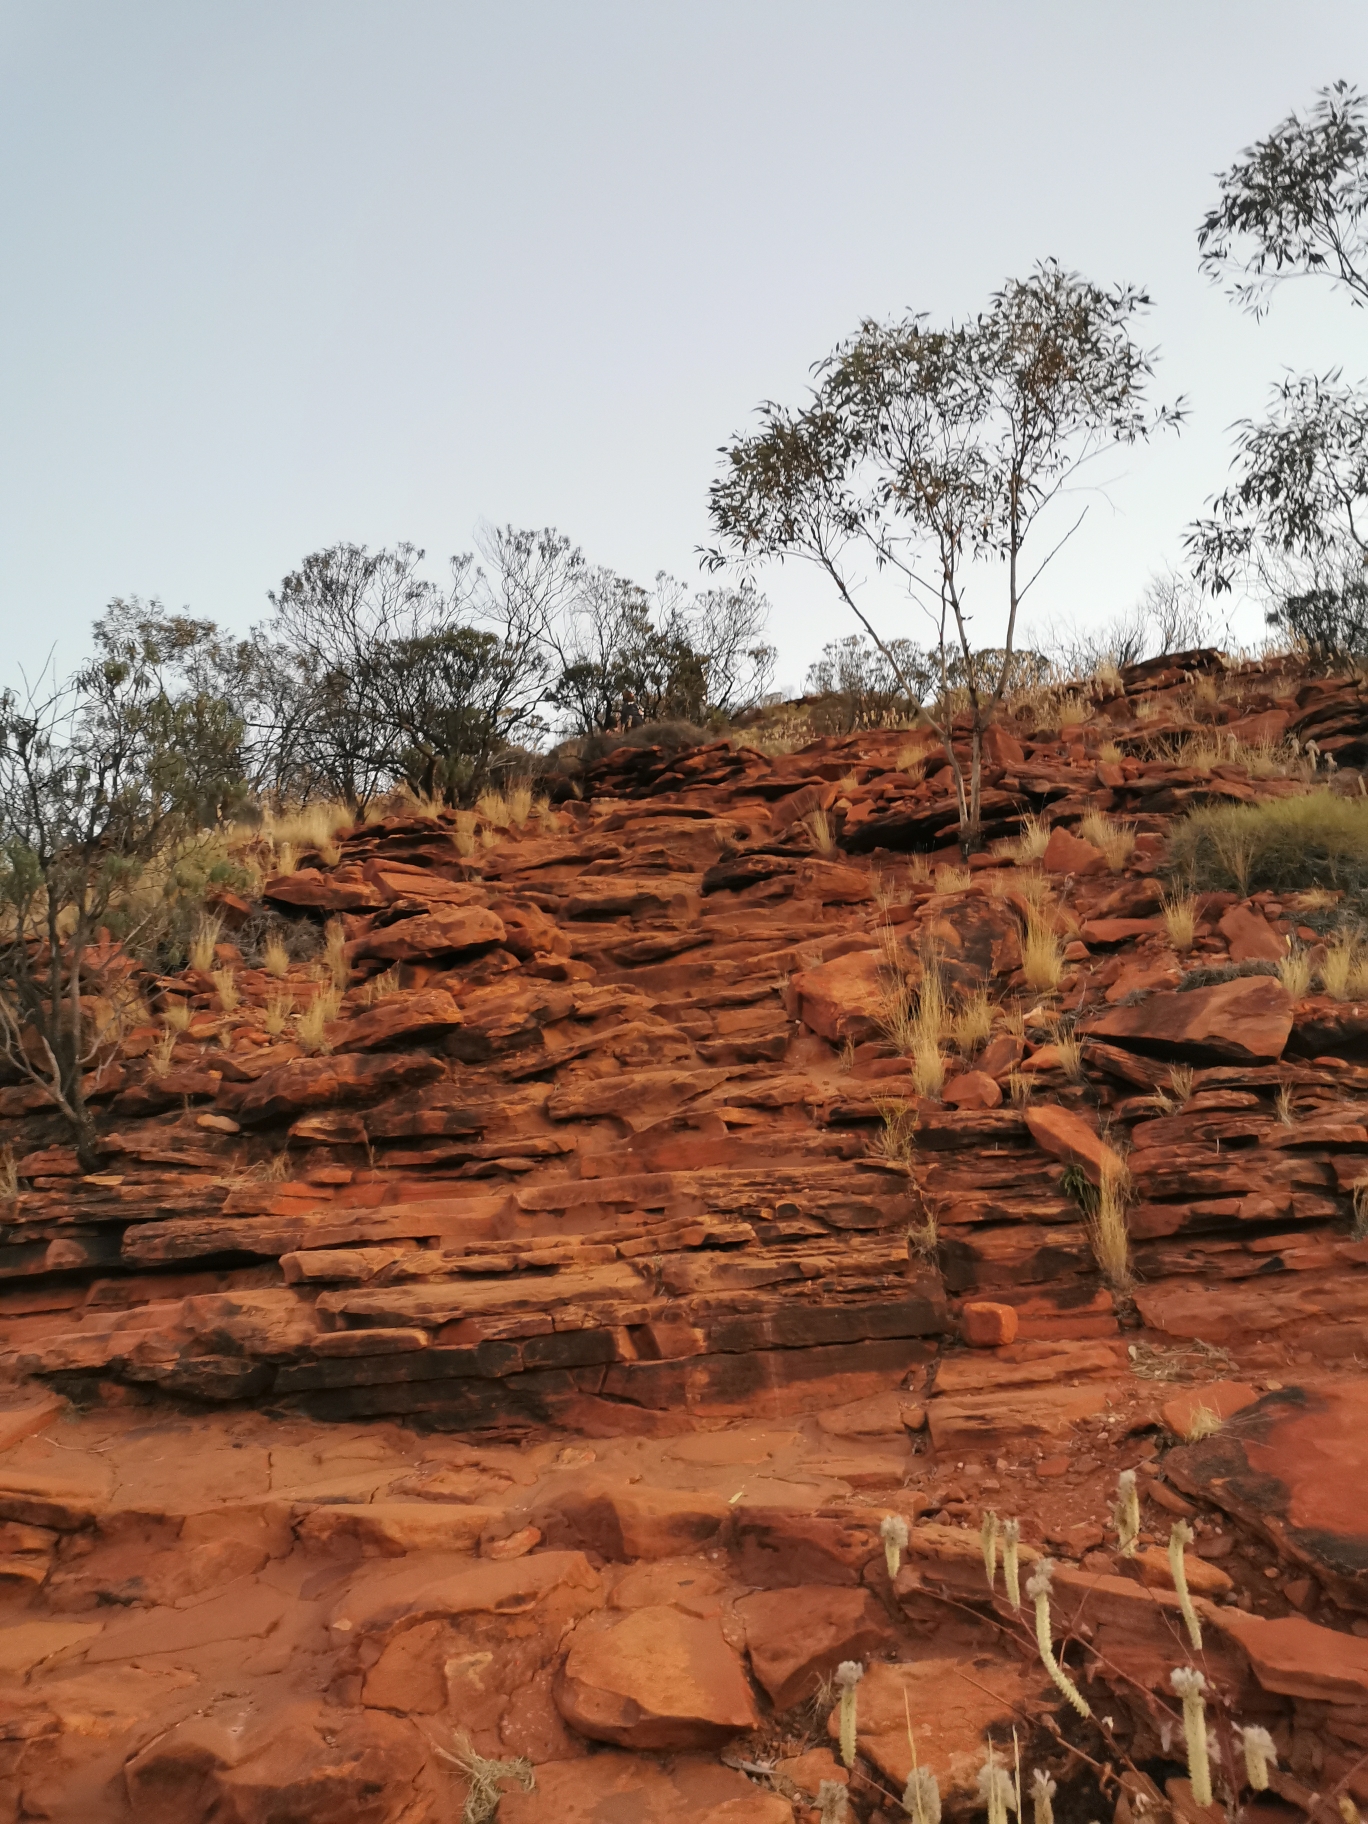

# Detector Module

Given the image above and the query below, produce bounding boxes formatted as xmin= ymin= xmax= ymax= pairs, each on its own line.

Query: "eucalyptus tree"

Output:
xmin=708 ymin=261 xmax=1179 ymax=849
xmin=1190 ymin=82 xmax=1368 ymax=656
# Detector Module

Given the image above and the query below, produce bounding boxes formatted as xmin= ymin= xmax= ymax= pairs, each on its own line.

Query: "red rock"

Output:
xmin=1042 ymin=826 xmax=1108 ymax=875
xmin=532 ymin=1479 xmax=730 ymax=1560
xmin=125 ymin=1702 xmax=425 ymax=1824
xmin=737 ymin=1584 xmax=895 ymax=1709
xmin=500 ymin=1755 xmax=794 ymax=1824
xmin=1024 ymin=1103 xmax=1126 ymax=1184
xmin=554 ymin=1605 xmax=760 ymax=1748
xmin=1161 ymin=1379 xmax=1260 ymax=1439
xmin=219 ymin=1050 xmax=443 ymax=1124
xmin=788 ymin=948 xmax=885 ymax=1043
xmin=328 ymin=988 xmax=463 ymax=1052
xmin=353 ymin=905 xmax=506 ymax=963
xmin=1084 ymin=976 xmax=1293 ymax=1064
xmin=960 ymin=1301 xmax=1018 ymax=1346
xmin=941 ymin=1069 xmax=1001 ymax=1109
xmin=1216 ymin=1611 xmax=1368 ymax=1702
xmin=264 ymin=869 xmax=383 ymax=911
xmin=1218 ymin=902 xmax=1285 ymax=962
xmin=1132 ymin=1545 xmax=1233 ymax=1595
xmin=975 ymin=1032 xmax=1025 ymax=1080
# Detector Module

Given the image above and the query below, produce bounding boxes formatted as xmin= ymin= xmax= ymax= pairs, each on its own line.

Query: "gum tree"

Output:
xmin=707 ymin=261 xmax=1179 ymax=850
xmin=1190 ymin=82 xmax=1368 ymax=654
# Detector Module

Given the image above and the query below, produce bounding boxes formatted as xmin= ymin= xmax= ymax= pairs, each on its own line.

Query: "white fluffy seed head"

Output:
xmin=903 ymin=1767 xmax=942 ymax=1824
xmin=1117 ymin=1469 xmax=1136 ymax=1494
xmin=1171 ymin=1666 xmax=1207 ymax=1699
xmin=1003 ymin=1518 xmax=1020 ymax=1545
xmin=1026 ymin=1558 xmax=1055 ymax=1601
xmin=881 ymin=1514 xmax=909 ymax=1548
xmin=835 ymin=1660 xmax=864 ymax=1690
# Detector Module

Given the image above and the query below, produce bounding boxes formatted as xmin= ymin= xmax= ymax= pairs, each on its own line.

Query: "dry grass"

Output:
xmin=1353 ymin=1181 xmax=1368 ymax=1241
xmin=1078 ymin=811 xmax=1136 ymax=872
xmin=1007 ymin=1070 xmax=1033 ymax=1107
xmin=1098 ymin=740 xmax=1123 ymax=764
xmin=149 ymin=1027 xmax=179 ymax=1076
xmin=162 ymin=999 xmax=193 ymax=1033
xmin=480 ymin=826 xmax=500 ymax=850
xmin=1183 ymin=1403 xmax=1224 ymax=1442
xmin=1166 ymin=1065 xmax=1195 ymax=1107
xmin=212 ymin=967 xmax=240 ymax=1013
xmin=895 ymin=744 xmax=928 ymax=777
xmin=188 ymin=914 xmax=223 ymax=973
xmin=1054 ymin=1029 xmax=1084 ymax=1083
xmin=0 ymin=1146 xmax=18 ymax=1201
xmin=295 ymin=985 xmax=343 ymax=1054
xmin=1133 ymin=696 xmax=1163 ymax=723
xmin=1000 ymin=1001 xmax=1027 ymax=1038
xmin=506 ymin=784 xmax=534 ymax=827
xmin=806 ymin=809 xmax=840 ymax=857
xmin=934 ymin=863 xmax=972 ymax=892
xmin=436 ymin=1732 xmax=535 ymax=1824
xmin=476 ymin=789 xmax=511 ymax=826
xmin=952 ymin=989 xmax=993 ymax=1054
xmin=324 ymin=920 xmax=349 ymax=989
xmin=1021 ymin=910 xmax=1065 ymax=992
xmin=262 ymin=935 xmax=291 ymax=979
xmin=1275 ymin=1084 xmax=1296 ymax=1126
xmin=267 ymin=801 xmax=354 ymax=853
xmin=534 ymin=796 xmax=557 ymax=832
xmin=1089 ymin=1163 xmax=1134 ymax=1292
xmin=1168 ymin=791 xmax=1368 ymax=896
xmin=1277 ymin=945 xmax=1314 ymax=998
xmin=1162 ymin=893 xmax=1198 ymax=952
xmin=452 ymin=812 xmax=477 ymax=858
xmin=262 ymin=990 xmax=294 ymax=1037
xmin=1002 ymin=813 xmax=1050 ymax=864
xmin=874 ymin=1100 xmax=918 ymax=1166
xmin=879 ymin=951 xmax=948 ymax=1098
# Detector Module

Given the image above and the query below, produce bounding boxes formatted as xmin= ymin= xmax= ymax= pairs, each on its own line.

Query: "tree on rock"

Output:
xmin=1190 ymin=82 xmax=1368 ymax=659
xmin=706 ymin=261 xmax=1179 ymax=851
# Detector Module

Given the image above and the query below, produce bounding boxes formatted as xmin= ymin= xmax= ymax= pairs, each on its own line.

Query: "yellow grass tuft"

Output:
xmin=262 ymin=990 xmax=294 ymax=1036
xmin=1183 ymin=1403 xmax=1223 ymax=1442
xmin=324 ymin=919 xmax=349 ymax=990
xmin=806 ymin=809 xmax=840 ymax=857
xmin=934 ymin=863 xmax=972 ymax=892
xmin=506 ymin=784 xmax=534 ymax=827
xmin=1162 ymin=893 xmax=1198 ymax=952
xmin=453 ymin=812 xmax=477 ymax=858
xmin=150 ymin=1027 xmax=179 ymax=1075
xmin=188 ymin=914 xmax=223 ymax=974
xmin=1007 ymin=813 xmax=1051 ymax=864
xmin=262 ymin=935 xmax=291 ymax=979
xmin=212 ymin=968 xmax=239 ymax=1013
xmin=1078 ymin=811 xmax=1136 ymax=872
xmin=952 ymin=989 xmax=994 ymax=1054
xmin=1089 ymin=1161 xmax=1134 ymax=1291
xmin=476 ymin=789 xmax=510 ymax=827
xmin=162 ymin=999 xmax=192 ymax=1033
xmin=1278 ymin=945 xmax=1313 ymax=998
xmin=295 ymin=985 xmax=343 ymax=1054
xmin=1021 ymin=910 xmax=1064 ymax=992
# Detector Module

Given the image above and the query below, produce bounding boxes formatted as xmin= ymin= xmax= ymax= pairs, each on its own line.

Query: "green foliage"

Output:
xmin=1166 ymin=791 xmax=1368 ymax=896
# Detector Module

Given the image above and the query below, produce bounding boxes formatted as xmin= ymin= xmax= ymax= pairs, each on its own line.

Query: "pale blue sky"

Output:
xmin=2 ymin=3 xmax=1366 ymax=692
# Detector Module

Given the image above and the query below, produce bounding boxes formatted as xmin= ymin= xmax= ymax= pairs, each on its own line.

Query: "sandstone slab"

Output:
xmin=500 ymin=1754 xmax=793 ymax=1824
xmin=737 ymin=1584 xmax=895 ymax=1709
xmin=555 ymin=1605 xmax=759 ymax=1748
xmin=1084 ymin=976 xmax=1293 ymax=1065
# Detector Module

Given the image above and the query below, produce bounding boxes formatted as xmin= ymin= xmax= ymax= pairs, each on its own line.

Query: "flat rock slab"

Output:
xmin=1084 ymin=976 xmax=1293 ymax=1065
xmin=1165 ymin=1381 xmax=1368 ymax=1611
xmin=500 ymin=1753 xmax=794 ymax=1823
xmin=738 ymin=1584 xmax=896 ymax=1709
xmin=555 ymin=1604 xmax=759 ymax=1748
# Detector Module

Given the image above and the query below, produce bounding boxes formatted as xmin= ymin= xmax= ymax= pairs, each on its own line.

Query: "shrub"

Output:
xmin=1167 ymin=791 xmax=1368 ymax=897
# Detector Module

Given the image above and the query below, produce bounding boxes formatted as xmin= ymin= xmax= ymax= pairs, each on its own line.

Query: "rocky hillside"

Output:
xmin=3 ymin=650 xmax=1368 ymax=1821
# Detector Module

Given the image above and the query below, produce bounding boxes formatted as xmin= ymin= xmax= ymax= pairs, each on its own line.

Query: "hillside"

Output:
xmin=3 ymin=649 xmax=1368 ymax=1821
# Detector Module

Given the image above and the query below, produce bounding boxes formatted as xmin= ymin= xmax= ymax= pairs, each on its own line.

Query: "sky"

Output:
xmin=2 ymin=2 xmax=1367 ymax=697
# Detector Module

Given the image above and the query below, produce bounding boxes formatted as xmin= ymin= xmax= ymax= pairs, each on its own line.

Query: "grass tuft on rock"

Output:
xmin=1167 ymin=792 xmax=1368 ymax=897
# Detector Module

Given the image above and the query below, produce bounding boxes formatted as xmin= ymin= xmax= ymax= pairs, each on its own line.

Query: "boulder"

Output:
xmin=737 ymin=1584 xmax=895 ymax=1709
xmin=1083 ymin=976 xmax=1293 ymax=1064
xmin=554 ymin=1605 xmax=759 ymax=1749
xmin=1041 ymin=826 xmax=1108 ymax=875
xmin=328 ymin=989 xmax=462 ymax=1052
xmin=1215 ymin=1610 xmax=1368 ymax=1702
xmin=1217 ymin=902 xmax=1284 ymax=963
xmin=960 ymin=1301 xmax=1018 ymax=1347
xmin=352 ymin=905 xmax=506 ymax=963
xmin=789 ymin=948 xmax=885 ymax=1044
xmin=219 ymin=1051 xmax=443 ymax=1124
xmin=942 ymin=1069 xmax=1001 ymax=1109
xmin=1024 ymin=1104 xmax=1126 ymax=1185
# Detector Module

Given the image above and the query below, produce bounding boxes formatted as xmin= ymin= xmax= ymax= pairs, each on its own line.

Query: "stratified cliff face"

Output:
xmin=3 ymin=651 xmax=1368 ymax=1821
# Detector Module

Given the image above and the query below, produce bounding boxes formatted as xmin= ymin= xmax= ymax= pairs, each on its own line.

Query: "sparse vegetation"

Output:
xmin=1168 ymin=793 xmax=1368 ymax=897
xmin=1021 ymin=909 xmax=1065 ymax=991
xmin=1162 ymin=892 xmax=1198 ymax=951
xmin=1077 ymin=810 xmax=1135 ymax=871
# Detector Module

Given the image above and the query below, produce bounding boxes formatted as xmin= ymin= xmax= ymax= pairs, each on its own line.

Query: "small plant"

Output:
xmin=1275 ymin=1083 xmax=1295 ymax=1126
xmin=1167 ymin=792 xmax=1368 ymax=897
xmin=262 ymin=990 xmax=294 ymax=1037
xmin=0 ymin=1145 xmax=20 ymax=1200
xmin=817 ymin=1782 xmax=849 ymax=1824
xmin=906 ymin=1212 xmax=939 ymax=1260
xmin=934 ymin=864 xmax=972 ymax=892
xmin=163 ymin=998 xmax=193 ymax=1033
xmin=1078 ymin=811 xmax=1136 ymax=872
xmin=1098 ymin=740 xmax=1123 ymax=763
xmin=1353 ymin=1179 xmax=1368 ymax=1241
xmin=1053 ymin=1029 xmax=1084 ymax=1083
xmin=1002 ymin=1518 xmax=1021 ymax=1609
xmin=1021 ymin=910 xmax=1064 ymax=992
xmin=324 ymin=919 xmax=349 ymax=989
xmin=1170 ymin=1669 xmax=1212 ymax=1807
xmin=477 ymin=788 xmax=511 ymax=827
xmin=881 ymin=1513 xmax=909 ymax=1579
xmin=875 ymin=1101 xmax=918 ymax=1165
xmin=952 ymin=989 xmax=993 ymax=1053
xmin=834 ymin=1661 xmax=863 ymax=1768
xmin=1089 ymin=1162 xmax=1134 ymax=1291
xmin=274 ymin=840 xmax=297 ymax=877
xmin=506 ymin=784 xmax=534 ymax=827
xmin=1005 ymin=813 xmax=1051 ymax=864
xmin=1162 ymin=893 xmax=1198 ymax=951
xmin=1169 ymin=1521 xmax=1203 ymax=1650
xmin=903 ymin=1767 xmax=942 ymax=1824
xmin=453 ymin=812 xmax=477 ymax=858
xmin=480 ymin=825 xmax=500 ymax=850
xmin=977 ymin=1749 xmax=1014 ymax=1824
xmin=1278 ymin=942 xmax=1313 ymax=997
xmin=1183 ymin=1401 xmax=1223 ymax=1442
xmin=980 ymin=1510 xmax=999 ymax=1590
xmin=212 ymin=967 xmax=240 ymax=1013
xmin=188 ymin=913 xmax=223 ymax=973
xmin=1167 ymin=1064 xmax=1195 ymax=1105
xmin=1238 ymin=1725 xmax=1278 ymax=1792
xmin=1025 ymin=1560 xmax=1090 ymax=1718
xmin=1321 ymin=930 xmax=1360 ymax=999
xmin=295 ymin=986 xmax=342 ymax=1054
xmin=262 ymin=935 xmax=291 ymax=979
xmin=1030 ymin=1769 xmax=1056 ymax=1824
xmin=434 ymin=1732 xmax=535 ymax=1824
xmin=1113 ymin=1469 xmax=1140 ymax=1558
xmin=806 ymin=808 xmax=840 ymax=856
xmin=150 ymin=1026 xmax=178 ymax=1076
xmin=1007 ymin=1071 xmax=1033 ymax=1108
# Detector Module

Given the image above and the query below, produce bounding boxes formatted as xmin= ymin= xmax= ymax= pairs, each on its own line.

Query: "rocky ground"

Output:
xmin=3 ymin=648 xmax=1368 ymax=1821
